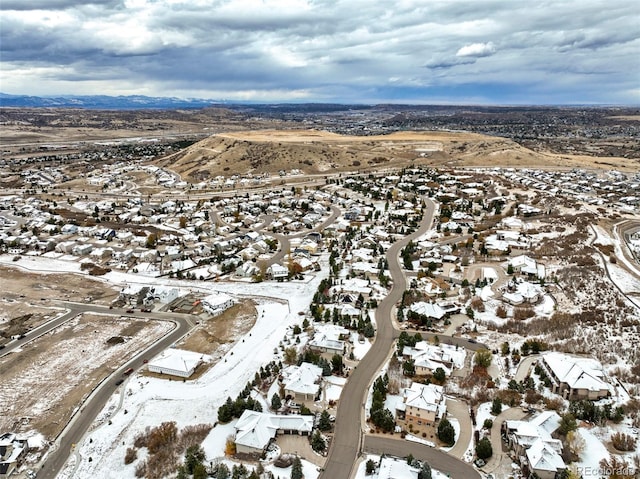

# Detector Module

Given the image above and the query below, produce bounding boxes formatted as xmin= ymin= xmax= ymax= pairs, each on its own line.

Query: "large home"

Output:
xmin=146 ymin=349 xmax=204 ymax=378
xmin=408 ymin=301 xmax=447 ymax=321
xmin=402 ymin=342 xmax=466 ymax=377
xmin=396 ymin=382 xmax=446 ymax=434
xmin=308 ymin=324 xmax=348 ymax=356
xmin=266 ymin=264 xmax=288 ymax=280
xmin=201 ymin=292 xmax=234 ymax=316
xmin=508 ymin=254 xmax=546 ymax=278
xmin=281 ymin=362 xmax=323 ymax=403
xmin=234 ymin=410 xmax=313 ymax=455
xmin=504 ymin=411 xmax=565 ymax=479
xmin=539 ymin=352 xmax=610 ymax=400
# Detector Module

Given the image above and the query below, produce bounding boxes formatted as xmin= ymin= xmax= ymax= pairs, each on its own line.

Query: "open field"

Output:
xmin=0 ymin=265 xmax=119 ymax=341
xmin=0 ymin=313 xmax=172 ymax=439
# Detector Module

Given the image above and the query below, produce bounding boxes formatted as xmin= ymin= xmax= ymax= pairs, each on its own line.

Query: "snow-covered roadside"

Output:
xmin=60 ymin=270 xmax=328 ymax=479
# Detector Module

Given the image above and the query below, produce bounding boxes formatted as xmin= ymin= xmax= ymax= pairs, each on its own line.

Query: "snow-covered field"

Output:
xmin=57 ymin=267 xmax=329 ymax=478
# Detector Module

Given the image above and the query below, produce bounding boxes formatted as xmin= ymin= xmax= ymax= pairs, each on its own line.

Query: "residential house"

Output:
xmin=539 ymin=352 xmax=610 ymax=400
xmin=408 ymin=301 xmax=447 ymax=321
xmin=266 ymin=264 xmax=289 ymax=280
xmin=234 ymin=411 xmax=313 ymax=455
xmin=147 ymin=349 xmax=204 ymax=378
xmin=504 ymin=411 xmax=565 ymax=479
xmin=201 ymin=292 xmax=234 ymax=316
xmin=402 ymin=342 xmax=466 ymax=377
xmin=396 ymin=382 xmax=446 ymax=434
xmin=0 ymin=433 xmax=28 ymax=479
xmin=281 ymin=362 xmax=323 ymax=403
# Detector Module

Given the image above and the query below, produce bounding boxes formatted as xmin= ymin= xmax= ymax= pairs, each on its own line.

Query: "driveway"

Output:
xmin=445 ymin=398 xmax=473 ymax=459
xmin=481 ymin=407 xmax=527 ymax=475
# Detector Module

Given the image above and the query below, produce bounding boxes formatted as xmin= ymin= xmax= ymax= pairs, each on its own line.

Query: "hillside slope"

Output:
xmin=156 ymin=129 xmax=637 ymax=180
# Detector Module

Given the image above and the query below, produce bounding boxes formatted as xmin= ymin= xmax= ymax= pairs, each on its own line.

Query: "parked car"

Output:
xmin=115 ymin=379 xmax=124 ymax=386
xmin=124 ymin=367 xmax=134 ymax=376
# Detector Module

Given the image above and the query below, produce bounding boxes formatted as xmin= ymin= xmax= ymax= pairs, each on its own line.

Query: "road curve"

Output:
xmin=364 ymin=436 xmax=480 ymax=479
xmin=35 ymin=305 xmax=192 ymax=479
xmin=321 ymin=199 xmax=437 ymax=477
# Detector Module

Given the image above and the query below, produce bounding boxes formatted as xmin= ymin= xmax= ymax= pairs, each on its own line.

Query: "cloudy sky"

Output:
xmin=1 ymin=0 xmax=638 ymax=104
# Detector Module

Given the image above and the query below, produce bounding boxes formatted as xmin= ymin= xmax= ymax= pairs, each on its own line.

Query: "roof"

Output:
xmin=526 ymin=439 xmax=565 ymax=472
xmin=409 ymin=301 xmax=446 ymax=319
xmin=402 ymin=382 xmax=444 ymax=413
xmin=542 ymin=352 xmax=609 ymax=392
xmin=283 ymin=362 xmax=322 ymax=396
xmin=234 ymin=411 xmax=313 ymax=451
xmin=148 ymin=349 xmax=203 ymax=374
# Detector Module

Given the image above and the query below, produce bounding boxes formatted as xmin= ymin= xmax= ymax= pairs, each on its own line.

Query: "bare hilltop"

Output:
xmin=155 ymin=128 xmax=638 ymax=180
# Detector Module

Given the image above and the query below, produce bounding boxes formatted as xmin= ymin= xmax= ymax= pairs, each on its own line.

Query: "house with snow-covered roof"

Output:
xmin=539 ymin=352 xmax=610 ymax=400
xmin=408 ymin=301 xmax=446 ymax=321
xmin=401 ymin=341 xmax=466 ymax=377
xmin=504 ymin=411 xmax=565 ymax=479
xmin=396 ymin=382 xmax=446 ymax=434
xmin=147 ymin=348 xmax=204 ymax=378
xmin=234 ymin=410 xmax=313 ymax=455
xmin=0 ymin=433 xmax=29 ymax=479
xmin=281 ymin=362 xmax=323 ymax=403
xmin=508 ymin=254 xmax=546 ymax=278
xmin=201 ymin=292 xmax=234 ymax=316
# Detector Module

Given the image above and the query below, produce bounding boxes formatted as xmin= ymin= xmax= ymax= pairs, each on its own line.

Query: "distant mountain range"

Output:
xmin=0 ymin=93 xmax=222 ymax=109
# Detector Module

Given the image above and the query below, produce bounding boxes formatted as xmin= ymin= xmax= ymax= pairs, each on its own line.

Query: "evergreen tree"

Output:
xmin=291 ymin=457 xmax=304 ymax=479
xmin=318 ymin=410 xmax=332 ymax=431
xmin=311 ymin=429 xmax=326 ymax=453
xmin=418 ymin=461 xmax=432 ymax=479
xmin=476 ymin=437 xmax=493 ymax=460
xmin=271 ymin=393 xmax=282 ymax=411
xmin=365 ymin=459 xmax=376 ymax=475
xmin=184 ymin=445 xmax=205 ymax=474
xmin=437 ymin=418 xmax=456 ymax=446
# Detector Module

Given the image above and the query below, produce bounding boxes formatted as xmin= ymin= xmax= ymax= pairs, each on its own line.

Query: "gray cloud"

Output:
xmin=0 ymin=0 xmax=638 ymax=104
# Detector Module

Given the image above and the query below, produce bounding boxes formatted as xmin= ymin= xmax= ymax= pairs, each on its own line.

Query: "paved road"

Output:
xmin=34 ymin=304 xmax=193 ymax=479
xmin=267 ymin=205 xmax=341 ymax=267
xmin=364 ymin=436 xmax=480 ymax=479
xmin=321 ymin=200 xmax=437 ymax=478
xmin=0 ymin=307 xmax=78 ymax=357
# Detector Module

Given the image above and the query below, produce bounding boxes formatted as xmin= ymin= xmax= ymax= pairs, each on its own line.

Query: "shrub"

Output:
xmin=124 ymin=447 xmax=137 ymax=465
xmin=147 ymin=422 xmax=178 ymax=455
xmin=483 ymin=419 xmax=494 ymax=429
xmin=225 ymin=436 xmax=236 ymax=456
xmin=611 ymin=432 xmax=637 ymax=451
xmin=471 ymin=296 xmax=485 ymax=312
xmin=513 ymin=306 xmax=535 ymax=320
xmin=496 ymin=305 xmax=508 ymax=318
xmin=476 ymin=437 xmax=493 ymax=460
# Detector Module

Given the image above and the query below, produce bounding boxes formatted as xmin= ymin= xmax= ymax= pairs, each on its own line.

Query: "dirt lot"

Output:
xmin=0 ymin=313 xmax=172 ymax=439
xmin=0 ymin=265 xmax=119 ymax=341
xmin=178 ymin=300 xmax=257 ymax=356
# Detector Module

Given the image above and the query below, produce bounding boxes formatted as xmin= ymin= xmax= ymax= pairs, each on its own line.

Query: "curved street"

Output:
xmin=34 ymin=305 xmax=193 ymax=479
xmin=320 ymin=199 xmax=479 ymax=478
xmin=364 ymin=436 xmax=480 ymax=479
